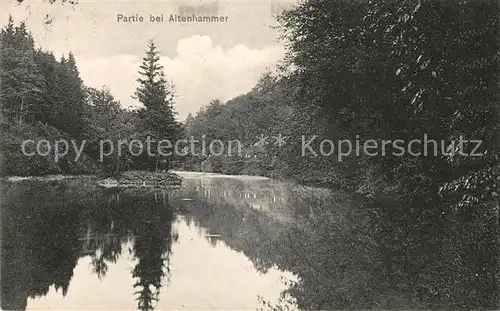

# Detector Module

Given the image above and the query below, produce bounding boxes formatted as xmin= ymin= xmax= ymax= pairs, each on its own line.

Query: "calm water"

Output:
xmin=1 ymin=172 xmax=499 ymax=310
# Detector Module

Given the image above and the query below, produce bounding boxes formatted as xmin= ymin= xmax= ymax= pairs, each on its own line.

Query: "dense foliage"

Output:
xmin=183 ymin=0 xmax=500 ymax=211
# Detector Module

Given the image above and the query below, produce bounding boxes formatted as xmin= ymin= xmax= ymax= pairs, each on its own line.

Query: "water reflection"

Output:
xmin=171 ymin=176 xmax=500 ymax=310
xmin=1 ymin=180 xmax=178 ymax=311
xmin=1 ymin=174 xmax=499 ymax=310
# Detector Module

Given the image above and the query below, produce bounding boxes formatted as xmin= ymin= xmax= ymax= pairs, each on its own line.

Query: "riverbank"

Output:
xmin=171 ymin=170 xmax=270 ymax=181
xmin=3 ymin=174 xmax=97 ymax=182
xmin=3 ymin=170 xmax=183 ymax=190
xmin=175 ymin=167 xmax=371 ymax=196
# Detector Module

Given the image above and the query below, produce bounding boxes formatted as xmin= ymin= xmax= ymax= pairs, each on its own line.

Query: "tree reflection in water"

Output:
xmin=1 ymin=177 xmax=499 ymax=310
xmin=174 ymin=177 xmax=500 ymax=310
xmin=128 ymin=190 xmax=178 ymax=310
xmin=0 ymin=180 xmax=178 ymax=311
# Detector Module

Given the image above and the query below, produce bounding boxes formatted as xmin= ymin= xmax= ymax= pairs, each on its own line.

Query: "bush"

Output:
xmin=0 ymin=119 xmax=99 ymax=176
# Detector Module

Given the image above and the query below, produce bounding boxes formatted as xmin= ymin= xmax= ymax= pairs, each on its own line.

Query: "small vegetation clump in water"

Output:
xmin=97 ymin=170 xmax=182 ymax=189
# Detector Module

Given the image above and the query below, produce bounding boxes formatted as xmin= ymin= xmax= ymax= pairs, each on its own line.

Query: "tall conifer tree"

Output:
xmin=134 ymin=40 xmax=180 ymax=171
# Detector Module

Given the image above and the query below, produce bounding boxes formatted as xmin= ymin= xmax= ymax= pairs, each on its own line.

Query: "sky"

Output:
xmin=1 ymin=0 xmax=296 ymax=120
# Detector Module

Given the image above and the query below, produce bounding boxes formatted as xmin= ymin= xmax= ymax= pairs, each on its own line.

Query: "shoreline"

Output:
xmin=2 ymin=170 xmax=350 ymax=194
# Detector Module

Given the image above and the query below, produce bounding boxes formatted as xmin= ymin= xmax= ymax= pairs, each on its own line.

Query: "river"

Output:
xmin=1 ymin=172 xmax=499 ymax=310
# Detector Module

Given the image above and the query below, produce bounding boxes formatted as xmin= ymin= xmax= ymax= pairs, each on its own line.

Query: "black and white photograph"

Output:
xmin=0 ymin=0 xmax=499 ymax=310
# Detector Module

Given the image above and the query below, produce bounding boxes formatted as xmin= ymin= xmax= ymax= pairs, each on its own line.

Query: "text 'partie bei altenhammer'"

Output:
xmin=117 ymin=14 xmax=229 ymax=23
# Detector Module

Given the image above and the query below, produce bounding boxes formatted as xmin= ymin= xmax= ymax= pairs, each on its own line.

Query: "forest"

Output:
xmin=0 ymin=16 xmax=181 ymax=176
xmin=183 ymin=0 xmax=500 ymax=214
xmin=1 ymin=0 xmax=500 ymax=213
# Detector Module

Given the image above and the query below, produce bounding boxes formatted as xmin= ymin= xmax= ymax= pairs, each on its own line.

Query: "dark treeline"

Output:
xmin=0 ymin=17 xmax=181 ymax=176
xmin=182 ymin=0 xmax=500 ymax=211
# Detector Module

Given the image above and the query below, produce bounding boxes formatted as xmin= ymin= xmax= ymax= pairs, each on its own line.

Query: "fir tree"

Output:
xmin=134 ymin=40 xmax=180 ymax=171
xmin=0 ymin=17 xmax=44 ymax=124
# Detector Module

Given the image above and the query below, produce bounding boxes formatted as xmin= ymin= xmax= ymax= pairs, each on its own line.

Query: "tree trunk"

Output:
xmin=115 ymin=153 xmax=120 ymax=175
xmin=162 ymin=190 xmax=167 ymax=207
xmin=19 ymin=96 xmax=24 ymax=124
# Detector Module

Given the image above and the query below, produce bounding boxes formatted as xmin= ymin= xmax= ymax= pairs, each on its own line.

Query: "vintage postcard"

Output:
xmin=1 ymin=0 xmax=499 ymax=310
